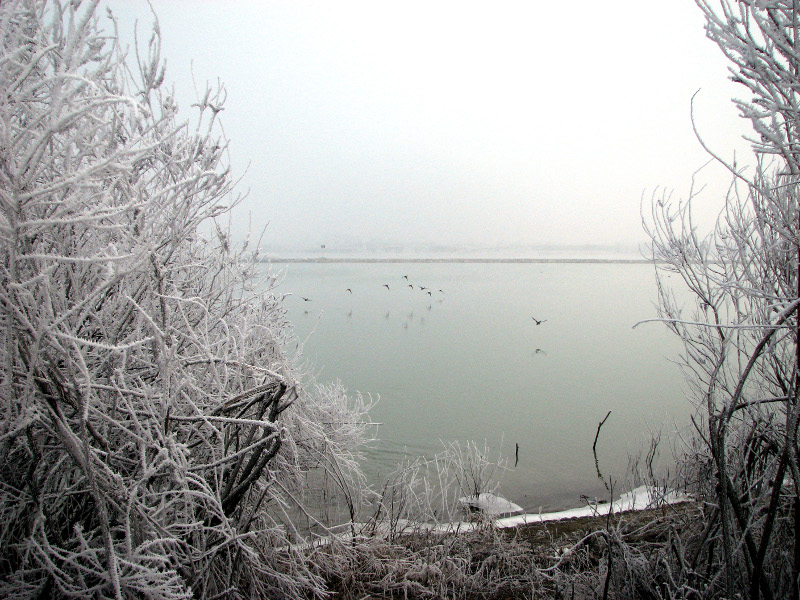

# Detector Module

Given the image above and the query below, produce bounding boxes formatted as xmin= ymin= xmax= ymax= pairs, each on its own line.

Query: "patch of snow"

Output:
xmin=458 ymin=492 xmax=523 ymax=515
xmin=282 ymin=485 xmax=692 ymax=551
xmin=495 ymin=485 xmax=691 ymax=529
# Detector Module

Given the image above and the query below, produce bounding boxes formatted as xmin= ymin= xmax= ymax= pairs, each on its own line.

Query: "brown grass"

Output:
xmin=305 ymin=501 xmax=701 ymax=599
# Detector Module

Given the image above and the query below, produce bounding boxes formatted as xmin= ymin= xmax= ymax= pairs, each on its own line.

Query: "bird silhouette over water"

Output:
xmin=383 ymin=284 xmax=390 ymax=290
xmin=532 ymin=317 xmax=547 ymax=325
xmin=403 ymin=275 xmax=408 ymax=280
xmin=346 ymin=288 xmax=352 ymax=293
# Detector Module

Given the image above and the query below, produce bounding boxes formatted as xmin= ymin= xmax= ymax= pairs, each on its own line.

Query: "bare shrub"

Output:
xmin=642 ymin=2 xmax=800 ymax=598
xmin=0 ymin=2 xmax=369 ymax=598
xmin=362 ymin=440 xmax=509 ymax=543
xmin=309 ymin=525 xmax=546 ymax=600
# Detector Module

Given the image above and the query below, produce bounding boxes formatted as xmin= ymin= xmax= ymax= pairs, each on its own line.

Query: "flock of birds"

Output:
xmin=298 ymin=274 xmax=446 ymax=327
xmin=299 ymin=274 xmax=445 ymax=304
xmin=294 ymin=272 xmax=549 ymax=353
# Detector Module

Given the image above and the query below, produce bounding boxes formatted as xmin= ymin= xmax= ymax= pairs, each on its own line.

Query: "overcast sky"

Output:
xmin=102 ymin=1 xmax=753 ymax=251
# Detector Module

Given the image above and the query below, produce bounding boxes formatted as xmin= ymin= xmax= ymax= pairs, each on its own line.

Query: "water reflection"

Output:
xmin=270 ymin=261 xmax=687 ymax=513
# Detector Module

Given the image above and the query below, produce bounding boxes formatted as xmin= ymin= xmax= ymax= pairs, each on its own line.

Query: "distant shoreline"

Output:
xmin=263 ymin=257 xmax=653 ymax=264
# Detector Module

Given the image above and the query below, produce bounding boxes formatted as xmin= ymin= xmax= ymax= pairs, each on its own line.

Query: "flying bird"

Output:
xmin=383 ymin=284 xmax=390 ymax=290
xmin=346 ymin=288 xmax=352 ymax=293
xmin=403 ymin=275 xmax=408 ymax=280
xmin=532 ymin=317 xmax=547 ymax=325
xmin=302 ymin=297 xmax=311 ymax=302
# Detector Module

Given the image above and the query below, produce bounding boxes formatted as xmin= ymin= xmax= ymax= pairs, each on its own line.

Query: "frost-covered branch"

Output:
xmin=641 ymin=2 xmax=800 ymax=597
xmin=0 ymin=2 xmax=371 ymax=598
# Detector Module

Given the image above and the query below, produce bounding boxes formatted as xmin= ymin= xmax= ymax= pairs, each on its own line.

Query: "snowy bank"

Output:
xmin=494 ymin=485 xmax=690 ymax=529
xmin=289 ymin=485 xmax=691 ymax=551
xmin=421 ymin=485 xmax=690 ymax=535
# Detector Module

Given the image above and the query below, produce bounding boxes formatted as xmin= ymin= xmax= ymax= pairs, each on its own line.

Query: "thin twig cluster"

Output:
xmin=0 ymin=2 xmax=370 ymax=598
xmin=640 ymin=2 xmax=800 ymax=597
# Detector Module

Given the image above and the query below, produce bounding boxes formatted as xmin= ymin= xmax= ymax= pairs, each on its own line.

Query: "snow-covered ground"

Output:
xmin=421 ymin=485 xmax=690 ymax=535
xmin=290 ymin=486 xmax=692 ymax=551
xmin=494 ymin=485 xmax=690 ymax=529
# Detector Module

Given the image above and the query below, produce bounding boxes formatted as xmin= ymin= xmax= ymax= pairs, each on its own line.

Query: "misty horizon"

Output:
xmin=251 ymin=238 xmax=649 ymax=261
xmin=105 ymin=1 xmax=754 ymax=251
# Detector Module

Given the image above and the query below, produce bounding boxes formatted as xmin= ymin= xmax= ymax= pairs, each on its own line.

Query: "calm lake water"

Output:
xmin=270 ymin=260 xmax=689 ymax=513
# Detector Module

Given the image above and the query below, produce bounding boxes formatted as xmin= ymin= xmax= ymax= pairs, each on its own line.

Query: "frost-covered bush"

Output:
xmin=644 ymin=2 xmax=800 ymax=597
xmin=0 ymin=1 xmax=369 ymax=598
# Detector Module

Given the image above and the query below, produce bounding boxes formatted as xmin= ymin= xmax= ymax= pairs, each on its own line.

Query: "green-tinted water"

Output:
xmin=271 ymin=261 xmax=687 ymax=513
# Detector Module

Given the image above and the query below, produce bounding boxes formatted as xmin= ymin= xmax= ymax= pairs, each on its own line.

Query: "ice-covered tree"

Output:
xmin=0 ymin=1 xmax=369 ymax=597
xmin=646 ymin=1 xmax=800 ymax=597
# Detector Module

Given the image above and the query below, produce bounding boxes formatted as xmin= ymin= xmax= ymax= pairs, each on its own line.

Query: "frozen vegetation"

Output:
xmin=0 ymin=2 xmax=370 ymax=597
xmin=3 ymin=1 xmax=800 ymax=599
